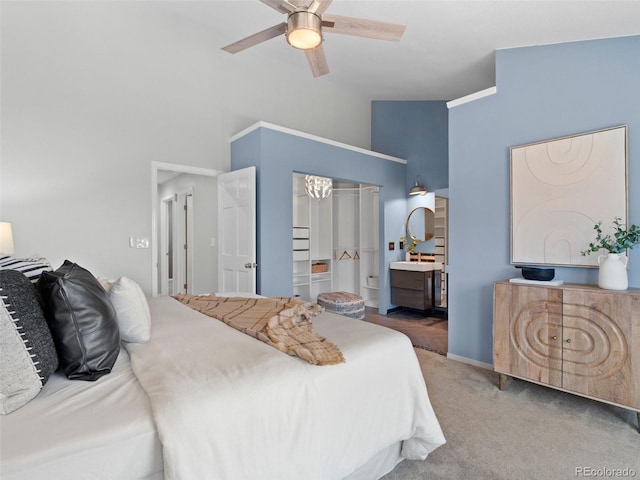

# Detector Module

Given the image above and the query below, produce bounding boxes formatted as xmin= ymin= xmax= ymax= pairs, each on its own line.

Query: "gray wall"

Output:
xmin=448 ymin=35 xmax=640 ymax=364
xmin=0 ymin=2 xmax=373 ymax=293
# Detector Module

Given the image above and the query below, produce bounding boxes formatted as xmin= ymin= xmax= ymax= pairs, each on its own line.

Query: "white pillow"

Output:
xmin=108 ymin=277 xmax=151 ymax=343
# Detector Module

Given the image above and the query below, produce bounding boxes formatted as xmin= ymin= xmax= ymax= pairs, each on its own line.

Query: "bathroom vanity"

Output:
xmin=390 ymin=261 xmax=442 ymax=311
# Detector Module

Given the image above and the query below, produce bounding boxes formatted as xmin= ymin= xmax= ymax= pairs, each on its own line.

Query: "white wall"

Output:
xmin=0 ymin=1 xmax=372 ymax=293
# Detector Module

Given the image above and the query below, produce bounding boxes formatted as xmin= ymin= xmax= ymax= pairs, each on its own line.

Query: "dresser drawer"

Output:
xmin=293 ymin=239 xmax=309 ymax=250
xmin=391 ymin=288 xmax=428 ymax=310
xmin=390 ymin=270 xmax=425 ymax=290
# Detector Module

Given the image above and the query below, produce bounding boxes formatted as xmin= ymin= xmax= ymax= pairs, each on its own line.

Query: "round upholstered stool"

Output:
xmin=317 ymin=291 xmax=365 ymax=320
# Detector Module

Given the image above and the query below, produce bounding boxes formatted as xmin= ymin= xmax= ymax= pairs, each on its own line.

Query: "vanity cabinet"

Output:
xmin=493 ymin=281 xmax=640 ymax=431
xmin=390 ymin=268 xmax=441 ymax=311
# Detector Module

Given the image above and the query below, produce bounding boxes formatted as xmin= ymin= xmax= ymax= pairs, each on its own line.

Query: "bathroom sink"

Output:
xmin=390 ymin=261 xmax=443 ymax=272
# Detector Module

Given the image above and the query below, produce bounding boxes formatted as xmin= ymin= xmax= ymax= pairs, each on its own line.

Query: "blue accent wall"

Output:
xmin=371 ymin=101 xmax=449 ymax=193
xmin=448 ymin=35 xmax=640 ymax=364
xmin=231 ymin=125 xmax=408 ymax=313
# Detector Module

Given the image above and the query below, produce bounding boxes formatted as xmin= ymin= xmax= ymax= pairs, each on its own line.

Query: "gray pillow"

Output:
xmin=0 ymin=270 xmax=59 ymax=414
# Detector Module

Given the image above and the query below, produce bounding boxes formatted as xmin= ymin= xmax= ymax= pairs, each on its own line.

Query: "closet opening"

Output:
xmin=292 ymin=174 xmax=380 ymax=308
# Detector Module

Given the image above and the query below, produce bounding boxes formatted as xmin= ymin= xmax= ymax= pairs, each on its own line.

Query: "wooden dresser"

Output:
xmin=493 ymin=280 xmax=640 ymax=432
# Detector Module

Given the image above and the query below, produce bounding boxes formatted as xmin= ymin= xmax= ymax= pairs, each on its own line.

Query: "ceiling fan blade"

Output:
xmin=222 ymin=23 xmax=287 ymax=54
xmin=259 ymin=0 xmax=296 ymax=14
xmin=305 ymin=44 xmax=329 ymax=77
xmin=322 ymin=14 xmax=406 ymax=41
xmin=308 ymin=0 xmax=333 ymax=16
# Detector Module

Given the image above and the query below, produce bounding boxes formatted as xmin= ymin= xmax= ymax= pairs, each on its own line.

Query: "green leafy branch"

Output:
xmin=581 ymin=217 xmax=640 ymax=255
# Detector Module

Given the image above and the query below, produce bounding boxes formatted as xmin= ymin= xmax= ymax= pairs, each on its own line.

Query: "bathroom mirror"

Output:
xmin=406 ymin=206 xmax=435 ymax=242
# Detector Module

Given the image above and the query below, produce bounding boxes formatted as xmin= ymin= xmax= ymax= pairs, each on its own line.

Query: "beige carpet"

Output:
xmin=383 ymin=349 xmax=640 ymax=480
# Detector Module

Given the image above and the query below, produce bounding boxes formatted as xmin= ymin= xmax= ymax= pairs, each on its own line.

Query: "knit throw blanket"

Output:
xmin=173 ymin=294 xmax=345 ymax=366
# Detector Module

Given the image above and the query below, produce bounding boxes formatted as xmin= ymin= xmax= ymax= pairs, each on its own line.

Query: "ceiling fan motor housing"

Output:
xmin=286 ymin=11 xmax=322 ymax=49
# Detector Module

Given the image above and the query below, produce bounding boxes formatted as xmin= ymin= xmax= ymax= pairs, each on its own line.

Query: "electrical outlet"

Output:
xmin=130 ymin=237 xmax=149 ymax=248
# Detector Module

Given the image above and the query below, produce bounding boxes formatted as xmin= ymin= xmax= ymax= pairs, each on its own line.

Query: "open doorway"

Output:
xmin=151 ymin=162 xmax=223 ymax=297
xmin=365 ymin=192 xmax=449 ymax=356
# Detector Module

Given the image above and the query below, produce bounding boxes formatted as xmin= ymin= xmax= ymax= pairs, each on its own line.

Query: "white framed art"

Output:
xmin=510 ymin=125 xmax=628 ymax=267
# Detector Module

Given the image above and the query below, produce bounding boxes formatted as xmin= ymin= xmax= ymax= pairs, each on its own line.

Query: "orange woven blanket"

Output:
xmin=173 ymin=294 xmax=344 ymax=366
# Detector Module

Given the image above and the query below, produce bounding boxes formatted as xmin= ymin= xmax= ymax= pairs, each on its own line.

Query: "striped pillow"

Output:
xmin=0 ymin=256 xmax=53 ymax=283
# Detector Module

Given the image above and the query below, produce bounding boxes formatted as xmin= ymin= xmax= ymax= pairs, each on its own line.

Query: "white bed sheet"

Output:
xmin=0 ymin=347 xmax=163 ymax=480
xmin=126 ymin=296 xmax=445 ymax=480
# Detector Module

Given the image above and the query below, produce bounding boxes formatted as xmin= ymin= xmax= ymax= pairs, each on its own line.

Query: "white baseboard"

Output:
xmin=446 ymin=353 xmax=493 ymax=370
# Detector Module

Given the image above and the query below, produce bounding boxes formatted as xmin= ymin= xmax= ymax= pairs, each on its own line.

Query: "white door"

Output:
xmin=217 ymin=167 xmax=257 ymax=294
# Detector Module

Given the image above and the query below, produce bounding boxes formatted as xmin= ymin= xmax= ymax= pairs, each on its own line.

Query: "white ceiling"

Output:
xmin=160 ymin=1 xmax=640 ymax=101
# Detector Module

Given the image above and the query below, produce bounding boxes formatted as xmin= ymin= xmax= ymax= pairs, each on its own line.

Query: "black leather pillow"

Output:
xmin=38 ymin=260 xmax=120 ymax=381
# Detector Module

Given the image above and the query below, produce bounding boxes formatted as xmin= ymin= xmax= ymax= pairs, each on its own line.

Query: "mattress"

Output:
xmin=0 ymin=347 xmax=163 ymax=480
xmin=125 ymin=296 xmax=445 ymax=480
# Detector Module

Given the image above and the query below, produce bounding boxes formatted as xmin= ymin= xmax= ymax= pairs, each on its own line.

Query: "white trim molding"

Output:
xmin=229 ymin=121 xmax=407 ymax=165
xmin=447 ymin=86 xmax=497 ymax=109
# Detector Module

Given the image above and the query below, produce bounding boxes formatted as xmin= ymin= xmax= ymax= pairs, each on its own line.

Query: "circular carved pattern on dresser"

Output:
xmin=511 ymin=301 xmax=628 ymax=380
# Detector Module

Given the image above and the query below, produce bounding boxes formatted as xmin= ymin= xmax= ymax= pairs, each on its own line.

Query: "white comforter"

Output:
xmin=126 ymin=296 xmax=445 ymax=480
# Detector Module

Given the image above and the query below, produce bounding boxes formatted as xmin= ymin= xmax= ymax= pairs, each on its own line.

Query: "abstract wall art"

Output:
xmin=510 ymin=125 xmax=627 ymax=267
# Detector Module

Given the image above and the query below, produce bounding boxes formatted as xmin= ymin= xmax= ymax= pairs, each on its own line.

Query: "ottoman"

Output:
xmin=317 ymin=291 xmax=365 ymax=320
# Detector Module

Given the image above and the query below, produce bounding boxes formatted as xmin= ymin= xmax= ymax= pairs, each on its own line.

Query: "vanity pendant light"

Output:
xmin=305 ymin=175 xmax=332 ymax=199
xmin=409 ymin=175 xmax=427 ymax=196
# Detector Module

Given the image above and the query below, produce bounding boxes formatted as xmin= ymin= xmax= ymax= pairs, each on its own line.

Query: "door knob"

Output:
xmin=565 ymin=338 xmax=572 ymax=344
xmin=244 ymin=262 xmax=258 ymax=269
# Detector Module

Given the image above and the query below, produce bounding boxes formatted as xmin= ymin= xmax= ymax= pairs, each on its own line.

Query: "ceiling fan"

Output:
xmin=221 ymin=0 xmax=406 ymax=77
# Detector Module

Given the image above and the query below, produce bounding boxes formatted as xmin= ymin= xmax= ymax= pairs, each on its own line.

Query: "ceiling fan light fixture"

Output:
xmin=286 ymin=11 xmax=322 ymax=50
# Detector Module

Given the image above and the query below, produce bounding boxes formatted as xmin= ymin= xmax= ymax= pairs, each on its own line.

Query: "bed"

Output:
xmin=0 ymin=267 xmax=445 ymax=480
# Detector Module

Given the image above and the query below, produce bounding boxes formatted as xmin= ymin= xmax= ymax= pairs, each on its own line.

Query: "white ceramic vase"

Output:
xmin=597 ymin=253 xmax=628 ymax=291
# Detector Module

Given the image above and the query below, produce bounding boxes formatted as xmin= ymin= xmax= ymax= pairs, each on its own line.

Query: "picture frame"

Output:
xmin=510 ymin=125 xmax=628 ymax=267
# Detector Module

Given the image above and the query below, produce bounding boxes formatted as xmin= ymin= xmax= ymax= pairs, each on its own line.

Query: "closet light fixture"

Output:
xmin=0 ymin=222 xmax=15 ymax=255
xmin=305 ymin=175 xmax=332 ymax=199
xmin=409 ymin=175 xmax=427 ymax=196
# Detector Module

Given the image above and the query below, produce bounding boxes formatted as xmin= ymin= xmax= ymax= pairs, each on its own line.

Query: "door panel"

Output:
xmin=218 ymin=167 xmax=256 ymax=294
xmin=494 ymin=284 xmax=563 ymax=387
xmin=562 ymin=289 xmax=638 ymax=408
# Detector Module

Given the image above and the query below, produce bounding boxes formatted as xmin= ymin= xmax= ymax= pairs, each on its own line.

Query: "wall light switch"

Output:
xmin=129 ymin=237 xmax=135 ymax=248
xmin=210 ymin=237 xmax=216 ymax=247
xmin=389 ymin=241 xmax=395 ymax=251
